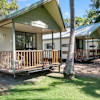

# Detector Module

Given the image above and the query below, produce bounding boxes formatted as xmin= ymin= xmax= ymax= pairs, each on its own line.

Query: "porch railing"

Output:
xmin=0 ymin=50 xmax=60 ymax=71
xmin=15 ymin=50 xmax=60 ymax=70
xmin=0 ymin=51 xmax=13 ymax=70
xmin=75 ymin=49 xmax=100 ymax=59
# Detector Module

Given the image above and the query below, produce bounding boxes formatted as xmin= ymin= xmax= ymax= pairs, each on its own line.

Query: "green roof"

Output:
xmin=0 ymin=0 xmax=51 ymax=22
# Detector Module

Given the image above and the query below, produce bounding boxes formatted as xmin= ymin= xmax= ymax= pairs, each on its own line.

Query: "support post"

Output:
xmin=99 ymin=39 xmax=100 ymax=57
xmin=60 ymin=31 xmax=62 ymax=64
xmin=52 ymin=31 xmax=54 ymax=50
xmin=12 ymin=21 xmax=16 ymax=74
xmin=86 ymin=36 xmax=89 ymax=58
xmin=92 ymin=38 xmax=94 ymax=57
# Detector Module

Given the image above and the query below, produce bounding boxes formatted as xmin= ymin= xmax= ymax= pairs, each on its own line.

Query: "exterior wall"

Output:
xmin=43 ymin=38 xmax=99 ymax=59
xmin=0 ymin=27 xmax=12 ymax=51
xmin=0 ymin=27 xmax=42 ymax=51
xmin=85 ymin=41 xmax=99 ymax=50
xmin=43 ymin=38 xmax=70 ymax=59
xmin=62 ymin=38 xmax=70 ymax=59
xmin=37 ymin=33 xmax=42 ymax=50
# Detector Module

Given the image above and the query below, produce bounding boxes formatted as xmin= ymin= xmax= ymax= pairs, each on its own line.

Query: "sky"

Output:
xmin=17 ymin=0 xmax=92 ymax=19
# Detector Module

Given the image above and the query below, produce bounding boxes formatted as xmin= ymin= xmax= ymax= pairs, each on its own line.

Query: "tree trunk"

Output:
xmin=63 ymin=0 xmax=75 ymax=79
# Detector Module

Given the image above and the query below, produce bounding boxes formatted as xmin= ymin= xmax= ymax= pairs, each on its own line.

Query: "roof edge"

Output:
xmin=0 ymin=0 xmax=52 ymax=22
xmin=55 ymin=0 xmax=66 ymax=31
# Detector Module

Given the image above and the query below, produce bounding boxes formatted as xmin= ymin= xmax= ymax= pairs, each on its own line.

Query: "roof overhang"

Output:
xmin=0 ymin=0 xmax=65 ymax=33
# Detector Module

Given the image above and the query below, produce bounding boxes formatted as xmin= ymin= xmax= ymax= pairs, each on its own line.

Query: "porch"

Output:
xmin=75 ymin=49 xmax=100 ymax=61
xmin=0 ymin=50 xmax=61 ymax=74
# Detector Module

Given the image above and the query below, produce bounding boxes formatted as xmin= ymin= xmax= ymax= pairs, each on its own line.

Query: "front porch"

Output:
xmin=75 ymin=49 xmax=100 ymax=61
xmin=0 ymin=50 xmax=61 ymax=74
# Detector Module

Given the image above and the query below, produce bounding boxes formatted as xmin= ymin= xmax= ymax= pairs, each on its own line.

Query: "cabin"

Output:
xmin=43 ymin=23 xmax=100 ymax=61
xmin=0 ymin=0 xmax=65 ymax=76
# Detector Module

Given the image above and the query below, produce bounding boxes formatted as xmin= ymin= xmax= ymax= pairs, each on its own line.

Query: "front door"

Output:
xmin=76 ymin=39 xmax=83 ymax=49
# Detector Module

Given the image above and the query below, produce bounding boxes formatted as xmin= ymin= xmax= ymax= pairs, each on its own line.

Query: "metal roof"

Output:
xmin=43 ymin=23 xmax=100 ymax=40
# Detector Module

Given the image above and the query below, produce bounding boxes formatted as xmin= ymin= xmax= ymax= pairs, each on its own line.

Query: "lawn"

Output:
xmin=0 ymin=75 xmax=100 ymax=100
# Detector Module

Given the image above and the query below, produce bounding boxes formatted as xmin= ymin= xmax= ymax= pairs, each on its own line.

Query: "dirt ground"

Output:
xmin=74 ymin=59 xmax=100 ymax=78
xmin=61 ymin=59 xmax=100 ymax=78
xmin=0 ymin=59 xmax=100 ymax=95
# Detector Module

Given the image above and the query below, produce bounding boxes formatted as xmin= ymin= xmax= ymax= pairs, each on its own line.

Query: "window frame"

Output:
xmin=15 ymin=31 xmax=37 ymax=50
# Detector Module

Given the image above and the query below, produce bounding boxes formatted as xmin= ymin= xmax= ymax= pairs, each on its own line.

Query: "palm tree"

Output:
xmin=63 ymin=0 xmax=75 ymax=79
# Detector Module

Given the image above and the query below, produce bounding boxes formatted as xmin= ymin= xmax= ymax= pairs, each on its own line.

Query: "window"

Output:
xmin=76 ymin=39 xmax=83 ymax=49
xmin=62 ymin=44 xmax=69 ymax=47
xmin=16 ymin=32 xmax=36 ymax=50
xmin=45 ymin=43 xmax=55 ymax=49
xmin=90 ymin=45 xmax=95 ymax=48
xmin=16 ymin=33 xmax=25 ymax=50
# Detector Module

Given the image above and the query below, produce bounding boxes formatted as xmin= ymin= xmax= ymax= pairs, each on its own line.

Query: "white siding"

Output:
xmin=43 ymin=38 xmax=70 ymax=59
xmin=43 ymin=38 xmax=99 ymax=59
xmin=0 ymin=27 xmax=12 ymax=51
xmin=85 ymin=41 xmax=99 ymax=50
xmin=37 ymin=33 xmax=42 ymax=50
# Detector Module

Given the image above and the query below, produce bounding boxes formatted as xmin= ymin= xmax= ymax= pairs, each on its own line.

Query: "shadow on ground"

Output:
xmin=0 ymin=70 xmax=51 ymax=95
xmin=48 ymin=75 xmax=100 ymax=98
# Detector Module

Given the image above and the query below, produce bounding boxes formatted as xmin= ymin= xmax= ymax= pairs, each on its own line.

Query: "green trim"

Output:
xmin=86 ymin=36 xmax=89 ymax=58
xmin=55 ymin=0 xmax=66 ymax=31
xmin=52 ymin=31 xmax=54 ymax=50
xmin=60 ymin=31 xmax=62 ymax=64
xmin=42 ymin=37 xmax=69 ymax=41
xmin=12 ymin=21 xmax=16 ymax=73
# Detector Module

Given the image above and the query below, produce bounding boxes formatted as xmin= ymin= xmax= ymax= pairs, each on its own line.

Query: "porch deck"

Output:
xmin=0 ymin=50 xmax=61 ymax=74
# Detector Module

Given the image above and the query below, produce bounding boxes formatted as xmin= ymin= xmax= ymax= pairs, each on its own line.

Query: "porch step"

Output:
xmin=28 ymin=67 xmax=55 ymax=74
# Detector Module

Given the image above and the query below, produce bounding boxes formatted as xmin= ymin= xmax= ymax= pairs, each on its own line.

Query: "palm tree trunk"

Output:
xmin=64 ymin=0 xmax=75 ymax=79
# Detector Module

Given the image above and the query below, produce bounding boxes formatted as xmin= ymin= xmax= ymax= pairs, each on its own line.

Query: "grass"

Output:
xmin=0 ymin=75 xmax=100 ymax=100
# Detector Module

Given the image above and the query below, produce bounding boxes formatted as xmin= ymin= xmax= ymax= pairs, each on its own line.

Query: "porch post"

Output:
xmin=12 ymin=21 xmax=16 ymax=73
xmin=52 ymin=31 xmax=54 ymax=50
xmin=86 ymin=36 xmax=89 ymax=58
xmin=60 ymin=31 xmax=62 ymax=64
xmin=92 ymin=38 xmax=94 ymax=57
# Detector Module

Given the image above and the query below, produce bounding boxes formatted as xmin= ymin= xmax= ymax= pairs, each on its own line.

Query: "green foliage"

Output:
xmin=75 ymin=17 xmax=84 ymax=27
xmin=90 ymin=0 xmax=100 ymax=10
xmin=64 ymin=17 xmax=84 ymax=27
xmin=83 ymin=9 xmax=99 ymax=24
xmin=0 ymin=0 xmax=19 ymax=16
xmin=65 ymin=0 xmax=100 ymax=27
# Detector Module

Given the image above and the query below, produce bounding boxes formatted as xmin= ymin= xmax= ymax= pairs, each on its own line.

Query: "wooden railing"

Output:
xmin=15 ymin=50 xmax=60 ymax=70
xmin=0 ymin=51 xmax=13 ymax=70
xmin=0 ymin=50 xmax=60 ymax=71
xmin=75 ymin=49 xmax=100 ymax=59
